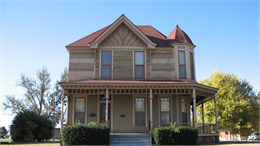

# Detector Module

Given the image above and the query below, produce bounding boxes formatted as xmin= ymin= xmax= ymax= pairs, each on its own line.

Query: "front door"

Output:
xmin=100 ymin=103 xmax=111 ymax=130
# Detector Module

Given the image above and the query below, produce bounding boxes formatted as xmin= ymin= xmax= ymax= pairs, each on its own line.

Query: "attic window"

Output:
xmin=178 ymin=51 xmax=186 ymax=79
xmin=101 ymin=51 xmax=111 ymax=79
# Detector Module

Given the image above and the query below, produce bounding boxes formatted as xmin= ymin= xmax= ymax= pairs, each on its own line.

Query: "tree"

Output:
xmin=3 ymin=67 xmax=68 ymax=125
xmin=198 ymin=70 xmax=259 ymax=136
xmin=10 ymin=110 xmax=53 ymax=142
xmin=0 ymin=126 xmax=8 ymax=135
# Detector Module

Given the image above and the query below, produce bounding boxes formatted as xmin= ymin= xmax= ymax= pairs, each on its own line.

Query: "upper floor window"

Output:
xmin=178 ymin=51 xmax=186 ymax=79
xmin=160 ymin=97 xmax=170 ymax=124
xmin=75 ymin=97 xmax=85 ymax=123
xmin=190 ymin=52 xmax=194 ymax=80
xmin=181 ymin=98 xmax=187 ymax=123
xmin=134 ymin=51 xmax=144 ymax=79
xmin=101 ymin=51 xmax=111 ymax=79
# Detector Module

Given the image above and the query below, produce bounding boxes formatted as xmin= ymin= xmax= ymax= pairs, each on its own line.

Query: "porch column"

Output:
xmin=214 ymin=96 xmax=218 ymax=133
xmin=105 ymin=88 xmax=109 ymax=126
xmin=192 ymin=89 xmax=197 ymax=128
xmin=149 ymin=89 xmax=153 ymax=134
xmin=60 ymin=90 xmax=65 ymax=129
xmin=202 ymin=102 xmax=205 ymax=133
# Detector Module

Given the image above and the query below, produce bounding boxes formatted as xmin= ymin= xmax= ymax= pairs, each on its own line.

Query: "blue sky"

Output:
xmin=0 ymin=0 xmax=259 ymax=130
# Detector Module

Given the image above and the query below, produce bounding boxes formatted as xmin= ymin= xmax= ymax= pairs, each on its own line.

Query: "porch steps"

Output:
xmin=110 ymin=136 xmax=151 ymax=145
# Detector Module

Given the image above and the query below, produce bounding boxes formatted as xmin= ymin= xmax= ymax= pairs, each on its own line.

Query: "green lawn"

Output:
xmin=0 ymin=139 xmax=60 ymax=146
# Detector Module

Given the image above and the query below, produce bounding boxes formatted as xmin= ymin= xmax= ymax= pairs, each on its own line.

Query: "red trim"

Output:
xmin=134 ymin=51 xmax=145 ymax=79
xmin=134 ymin=97 xmax=146 ymax=127
xmin=112 ymin=33 xmax=119 ymax=45
xmin=160 ymin=97 xmax=171 ymax=124
xmin=152 ymin=69 xmax=175 ymax=71
xmin=108 ymin=37 xmax=115 ymax=45
xmin=122 ymin=24 xmax=124 ymax=45
xmin=152 ymin=53 xmax=174 ymax=55
xmin=70 ymin=52 xmax=94 ymax=54
xmin=178 ymin=51 xmax=186 ymax=79
xmin=101 ymin=51 xmax=112 ymax=79
xmin=69 ymin=69 xmax=94 ymax=71
xmin=131 ymin=36 xmax=138 ymax=45
xmin=123 ymin=28 xmax=130 ymax=45
xmin=74 ymin=97 xmax=86 ymax=123
xmin=127 ymin=33 xmax=134 ymax=45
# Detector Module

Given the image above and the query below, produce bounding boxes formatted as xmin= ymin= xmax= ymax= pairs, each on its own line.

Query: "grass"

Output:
xmin=0 ymin=139 xmax=60 ymax=146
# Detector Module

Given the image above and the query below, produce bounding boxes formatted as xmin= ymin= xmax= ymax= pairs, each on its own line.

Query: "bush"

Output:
xmin=154 ymin=123 xmax=198 ymax=145
xmin=61 ymin=121 xmax=109 ymax=145
xmin=10 ymin=110 xmax=53 ymax=142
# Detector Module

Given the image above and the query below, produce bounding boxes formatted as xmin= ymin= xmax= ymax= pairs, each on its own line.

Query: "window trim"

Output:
xmin=181 ymin=97 xmax=188 ymax=124
xmin=101 ymin=51 xmax=112 ymax=79
xmin=178 ymin=51 xmax=186 ymax=79
xmin=134 ymin=51 xmax=145 ymax=79
xmin=190 ymin=52 xmax=194 ymax=80
xmin=160 ymin=97 xmax=171 ymax=124
xmin=74 ymin=97 xmax=86 ymax=124
xmin=134 ymin=97 xmax=146 ymax=127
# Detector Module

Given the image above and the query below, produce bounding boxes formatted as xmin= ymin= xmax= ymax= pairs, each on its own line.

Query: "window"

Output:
xmin=75 ymin=98 xmax=85 ymax=123
xmin=178 ymin=51 xmax=186 ymax=79
xmin=101 ymin=51 xmax=111 ymax=79
xmin=100 ymin=94 xmax=111 ymax=101
xmin=161 ymin=97 xmax=170 ymax=124
xmin=190 ymin=52 xmax=194 ymax=80
xmin=135 ymin=51 xmax=144 ymax=79
xmin=181 ymin=98 xmax=187 ymax=123
xmin=135 ymin=97 xmax=145 ymax=126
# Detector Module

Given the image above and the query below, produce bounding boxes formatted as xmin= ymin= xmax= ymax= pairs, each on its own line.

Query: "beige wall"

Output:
xmin=87 ymin=95 xmax=98 ymax=123
xmin=66 ymin=94 xmax=191 ymax=132
xmin=113 ymin=51 xmax=133 ymax=80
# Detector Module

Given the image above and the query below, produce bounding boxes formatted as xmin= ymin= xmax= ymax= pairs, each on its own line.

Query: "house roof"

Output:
xmin=167 ymin=25 xmax=194 ymax=45
xmin=66 ymin=16 xmax=194 ymax=48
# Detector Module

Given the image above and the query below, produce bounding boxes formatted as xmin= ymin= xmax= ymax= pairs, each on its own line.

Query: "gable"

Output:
xmin=100 ymin=24 xmax=146 ymax=47
xmin=89 ymin=14 xmax=156 ymax=49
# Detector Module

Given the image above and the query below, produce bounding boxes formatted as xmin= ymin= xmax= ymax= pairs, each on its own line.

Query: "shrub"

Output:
xmin=61 ymin=121 xmax=109 ymax=145
xmin=154 ymin=123 xmax=198 ymax=145
xmin=10 ymin=110 xmax=53 ymax=142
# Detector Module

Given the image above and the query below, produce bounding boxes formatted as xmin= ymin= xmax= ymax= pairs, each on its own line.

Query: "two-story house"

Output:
xmin=59 ymin=15 xmax=219 ymax=143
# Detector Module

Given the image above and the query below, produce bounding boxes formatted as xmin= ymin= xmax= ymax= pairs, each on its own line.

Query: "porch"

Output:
xmin=59 ymin=80 xmax=219 ymax=143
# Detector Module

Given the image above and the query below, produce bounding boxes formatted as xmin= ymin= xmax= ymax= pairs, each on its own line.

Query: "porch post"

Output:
xmin=202 ymin=102 xmax=205 ymax=133
xmin=105 ymin=88 xmax=109 ymax=126
xmin=60 ymin=90 xmax=64 ymax=129
xmin=149 ymin=89 xmax=153 ymax=134
xmin=214 ymin=96 xmax=218 ymax=133
xmin=193 ymin=89 xmax=197 ymax=128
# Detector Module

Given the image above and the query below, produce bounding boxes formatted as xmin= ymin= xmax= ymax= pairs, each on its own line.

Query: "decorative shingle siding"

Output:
xmin=150 ymin=52 xmax=175 ymax=80
xmin=113 ymin=51 xmax=133 ymax=80
xmin=100 ymin=24 xmax=146 ymax=47
xmin=68 ymin=52 xmax=94 ymax=81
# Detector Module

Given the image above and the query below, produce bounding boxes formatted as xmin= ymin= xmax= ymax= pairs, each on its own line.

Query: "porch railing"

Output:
xmin=150 ymin=123 xmax=217 ymax=134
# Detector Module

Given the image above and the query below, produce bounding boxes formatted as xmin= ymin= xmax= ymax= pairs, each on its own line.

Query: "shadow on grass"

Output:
xmin=0 ymin=140 xmax=60 ymax=146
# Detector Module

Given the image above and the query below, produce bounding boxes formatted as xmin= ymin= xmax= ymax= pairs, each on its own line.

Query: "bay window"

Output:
xmin=135 ymin=97 xmax=145 ymax=126
xmin=134 ymin=51 xmax=144 ymax=79
xmin=160 ymin=97 xmax=170 ymax=124
xmin=190 ymin=52 xmax=194 ymax=80
xmin=75 ymin=97 xmax=85 ymax=123
xmin=101 ymin=51 xmax=111 ymax=79
xmin=181 ymin=98 xmax=188 ymax=123
xmin=179 ymin=51 xmax=186 ymax=79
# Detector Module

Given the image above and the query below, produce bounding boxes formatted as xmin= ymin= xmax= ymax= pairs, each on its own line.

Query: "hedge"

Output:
xmin=154 ymin=123 xmax=198 ymax=145
xmin=61 ymin=122 xmax=109 ymax=145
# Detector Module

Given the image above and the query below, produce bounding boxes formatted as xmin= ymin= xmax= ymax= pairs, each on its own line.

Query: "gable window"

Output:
xmin=75 ymin=97 xmax=85 ymax=123
xmin=181 ymin=98 xmax=187 ymax=123
xmin=135 ymin=97 xmax=145 ymax=126
xmin=190 ymin=52 xmax=194 ymax=80
xmin=160 ymin=97 xmax=170 ymax=124
xmin=134 ymin=51 xmax=144 ymax=79
xmin=179 ymin=51 xmax=186 ymax=79
xmin=101 ymin=51 xmax=111 ymax=79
